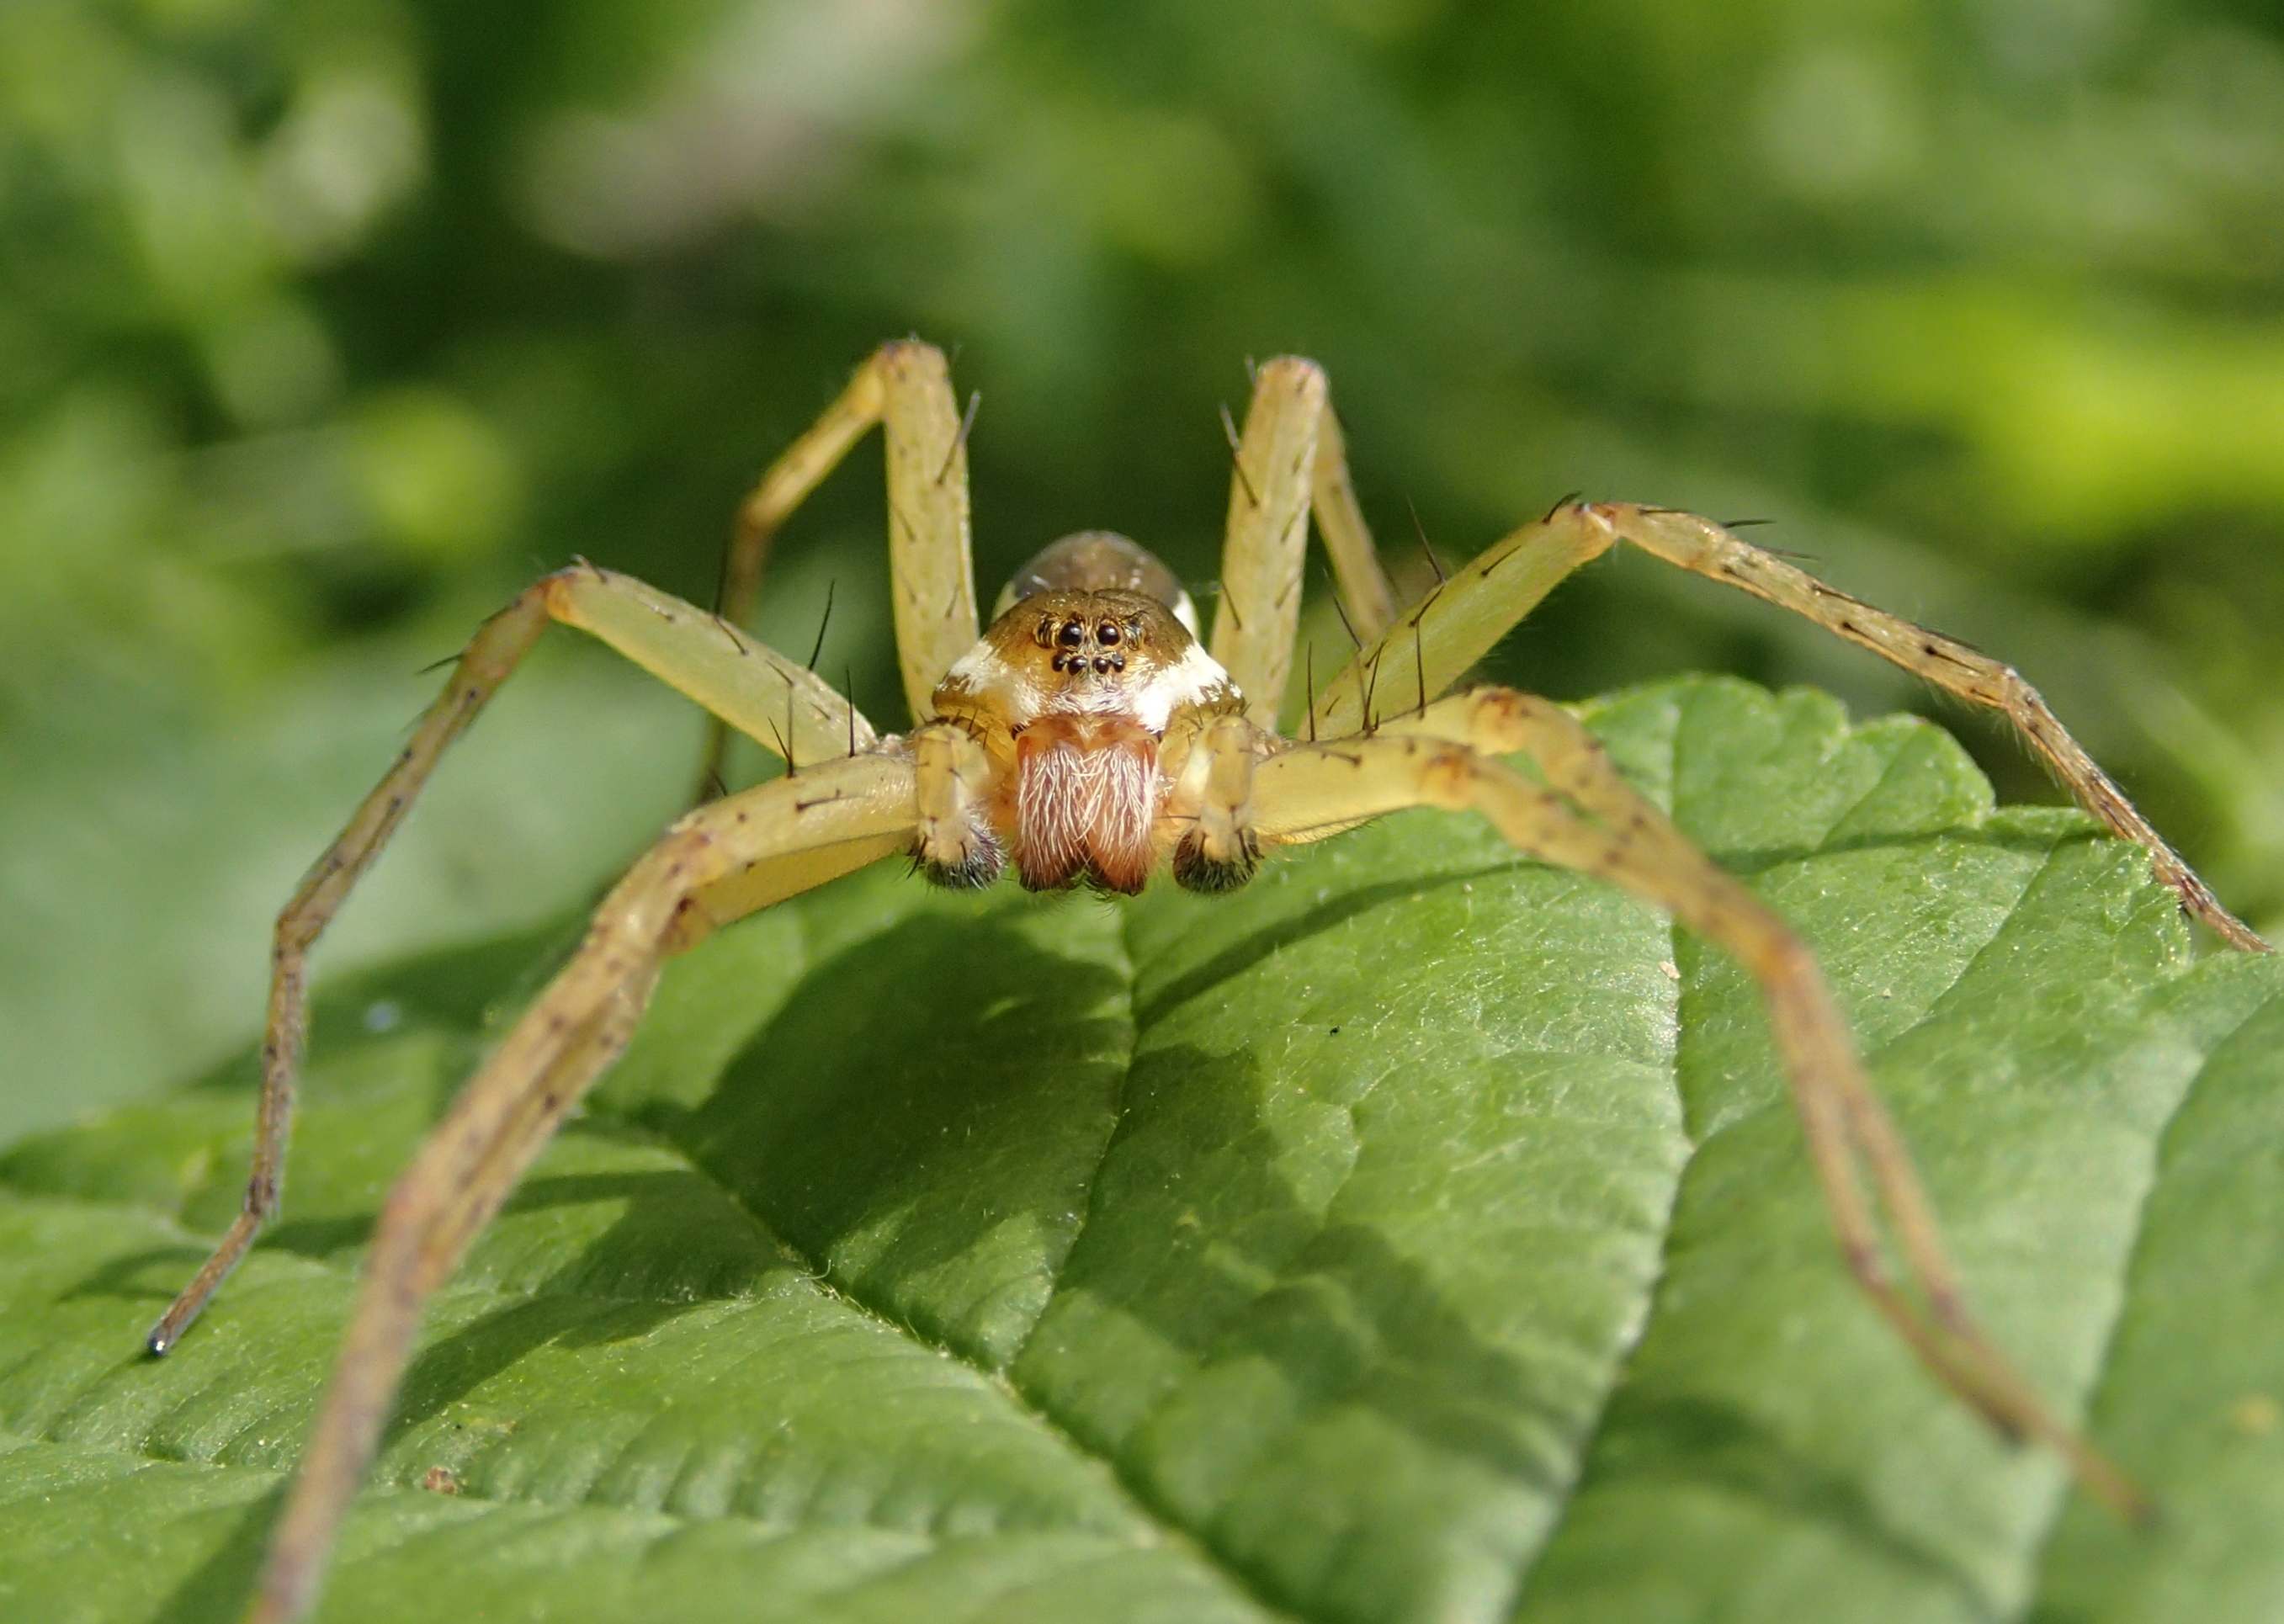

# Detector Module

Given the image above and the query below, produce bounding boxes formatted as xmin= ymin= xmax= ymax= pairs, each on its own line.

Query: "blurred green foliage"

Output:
xmin=3 ymin=0 xmax=2281 ymax=1135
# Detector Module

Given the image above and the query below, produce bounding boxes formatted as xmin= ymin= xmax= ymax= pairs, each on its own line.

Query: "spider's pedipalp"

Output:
xmin=1167 ymin=711 xmax=1267 ymax=894
xmin=911 ymin=720 xmax=1006 ymax=889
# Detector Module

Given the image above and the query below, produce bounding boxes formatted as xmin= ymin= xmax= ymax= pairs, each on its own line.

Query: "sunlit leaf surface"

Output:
xmin=3 ymin=679 xmax=2279 ymax=1624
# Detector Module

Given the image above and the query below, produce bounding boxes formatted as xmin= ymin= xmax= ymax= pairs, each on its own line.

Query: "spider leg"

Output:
xmin=1309 ymin=498 xmax=2264 ymax=950
xmin=241 ymin=754 xmax=919 ymax=1624
xmin=1209 ymin=358 xmax=1401 ymax=724
xmin=146 ymin=567 xmax=876 ymax=1357
xmin=1605 ymin=502 xmax=2266 ymax=952
xmin=1250 ymin=729 xmax=2150 ymax=1523
xmin=701 ymin=339 xmax=980 ymax=792
xmin=1308 ymin=406 xmax=1400 ymax=640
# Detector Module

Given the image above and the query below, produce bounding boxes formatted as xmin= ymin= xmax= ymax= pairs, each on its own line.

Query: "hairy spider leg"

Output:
xmin=701 ymin=339 xmax=981 ymax=793
xmin=146 ymin=566 xmax=878 ymax=1359
xmin=1208 ymin=358 xmax=1403 ymax=724
xmin=1246 ymin=721 xmax=2149 ymax=1521
xmin=1309 ymin=498 xmax=2268 ymax=952
xmin=241 ymin=755 xmax=922 ymax=1624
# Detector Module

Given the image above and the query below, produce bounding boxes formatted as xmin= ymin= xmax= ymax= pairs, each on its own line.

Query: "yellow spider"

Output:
xmin=145 ymin=341 xmax=2268 ymax=1624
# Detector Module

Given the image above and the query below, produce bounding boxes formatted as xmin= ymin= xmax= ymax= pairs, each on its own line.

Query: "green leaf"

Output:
xmin=2 ymin=677 xmax=2279 ymax=1624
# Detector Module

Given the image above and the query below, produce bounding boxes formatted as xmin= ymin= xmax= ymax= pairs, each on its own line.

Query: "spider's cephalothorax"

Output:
xmin=165 ymin=339 xmax=2263 ymax=1624
xmin=928 ymin=531 xmax=1245 ymax=894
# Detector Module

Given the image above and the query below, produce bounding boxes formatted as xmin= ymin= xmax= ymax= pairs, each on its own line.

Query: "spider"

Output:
xmin=146 ymin=340 xmax=2267 ymax=1624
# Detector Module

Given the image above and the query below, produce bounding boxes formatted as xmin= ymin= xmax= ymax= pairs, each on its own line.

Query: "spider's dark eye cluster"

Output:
xmin=1045 ymin=615 xmax=1130 ymax=676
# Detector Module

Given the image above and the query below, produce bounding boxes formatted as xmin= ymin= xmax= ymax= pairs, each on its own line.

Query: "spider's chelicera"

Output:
xmin=150 ymin=340 xmax=2267 ymax=1624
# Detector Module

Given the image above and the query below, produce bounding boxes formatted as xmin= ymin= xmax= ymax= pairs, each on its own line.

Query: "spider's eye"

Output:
xmin=1097 ymin=620 xmax=1120 ymax=645
xmin=1059 ymin=619 xmax=1086 ymax=647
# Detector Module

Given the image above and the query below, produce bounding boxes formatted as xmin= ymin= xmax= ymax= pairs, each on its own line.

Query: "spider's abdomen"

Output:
xmin=1004 ymin=714 xmax=1159 ymax=893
